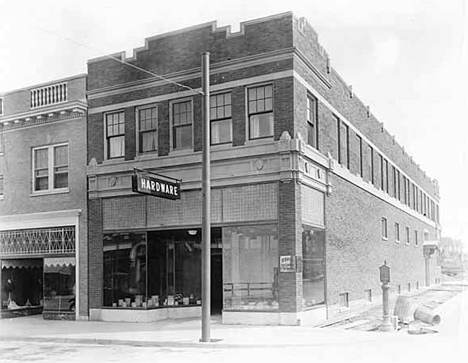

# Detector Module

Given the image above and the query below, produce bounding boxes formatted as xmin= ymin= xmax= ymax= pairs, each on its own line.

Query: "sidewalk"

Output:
xmin=1 ymin=282 xmax=467 ymax=349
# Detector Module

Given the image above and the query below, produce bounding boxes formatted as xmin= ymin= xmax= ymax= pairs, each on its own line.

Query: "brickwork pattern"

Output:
xmin=325 ymin=174 xmax=437 ymax=306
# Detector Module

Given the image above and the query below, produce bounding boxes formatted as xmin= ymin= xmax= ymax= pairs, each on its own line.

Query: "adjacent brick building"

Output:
xmin=0 ymin=75 xmax=88 ymax=320
xmin=84 ymin=12 xmax=441 ymax=325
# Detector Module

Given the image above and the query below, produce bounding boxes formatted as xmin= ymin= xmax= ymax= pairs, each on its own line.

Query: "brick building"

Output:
xmin=85 ymin=12 xmax=441 ymax=324
xmin=0 ymin=75 xmax=88 ymax=320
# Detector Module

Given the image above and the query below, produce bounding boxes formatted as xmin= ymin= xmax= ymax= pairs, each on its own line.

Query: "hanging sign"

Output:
xmin=132 ymin=173 xmax=180 ymax=200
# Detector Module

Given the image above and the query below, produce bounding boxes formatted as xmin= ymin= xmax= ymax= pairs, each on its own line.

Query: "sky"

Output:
xmin=1 ymin=0 xmax=467 ymax=247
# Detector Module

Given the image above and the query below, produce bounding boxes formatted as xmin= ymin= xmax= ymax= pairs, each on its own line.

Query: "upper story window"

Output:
xmin=248 ymin=84 xmax=273 ymax=139
xmin=137 ymin=105 xmax=158 ymax=153
xmin=0 ymin=97 xmax=3 ymax=115
xmin=306 ymin=94 xmax=318 ymax=149
xmin=210 ymin=93 xmax=232 ymax=145
xmin=0 ymin=175 xmax=3 ymax=196
xmin=405 ymin=226 xmax=410 ymax=245
xmin=33 ymin=144 xmax=68 ymax=192
xmin=172 ymin=100 xmax=193 ymax=150
xmin=31 ymin=83 xmax=67 ymax=109
xmin=382 ymin=217 xmax=388 ymax=240
xmin=395 ymin=222 xmax=400 ymax=242
xmin=105 ymin=112 xmax=125 ymax=159
xmin=379 ymin=155 xmax=384 ymax=190
xmin=357 ymin=135 xmax=363 ymax=177
xmin=337 ymin=118 xmax=349 ymax=168
xmin=368 ymin=145 xmax=374 ymax=184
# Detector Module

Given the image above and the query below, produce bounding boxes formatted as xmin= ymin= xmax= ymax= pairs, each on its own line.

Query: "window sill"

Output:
xmin=30 ymin=188 xmax=69 ymax=197
xmin=102 ymin=157 xmax=125 ymax=165
xmin=395 ymin=240 xmax=401 ymax=244
xmin=244 ymin=137 xmax=274 ymax=147
xmin=0 ymin=195 xmax=4 ymax=200
xmin=168 ymin=148 xmax=196 ymax=157
xmin=382 ymin=237 xmax=388 ymax=241
xmin=210 ymin=143 xmax=233 ymax=151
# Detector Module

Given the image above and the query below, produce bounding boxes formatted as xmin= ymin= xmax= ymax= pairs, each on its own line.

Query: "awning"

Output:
xmin=423 ymin=240 xmax=439 ymax=247
xmin=1 ymin=259 xmax=43 ymax=269
xmin=44 ymin=257 xmax=75 ymax=267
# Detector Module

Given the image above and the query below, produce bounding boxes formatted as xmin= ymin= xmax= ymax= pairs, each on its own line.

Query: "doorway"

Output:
xmin=211 ymin=228 xmax=223 ymax=314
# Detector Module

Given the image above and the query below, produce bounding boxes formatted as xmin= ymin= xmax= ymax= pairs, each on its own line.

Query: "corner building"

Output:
xmin=0 ymin=75 xmax=88 ymax=320
xmin=86 ymin=13 xmax=441 ymax=324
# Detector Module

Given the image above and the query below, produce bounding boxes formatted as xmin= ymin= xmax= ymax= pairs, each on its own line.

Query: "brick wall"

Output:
xmin=292 ymin=16 xmax=439 ymax=201
xmin=278 ymin=180 xmax=303 ymax=312
xmin=325 ymin=174 xmax=437 ymax=306
xmin=88 ymin=198 xmax=103 ymax=309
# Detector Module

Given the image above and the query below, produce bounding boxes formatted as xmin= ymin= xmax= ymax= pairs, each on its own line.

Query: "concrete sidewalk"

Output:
xmin=0 ymin=282 xmax=466 ymax=349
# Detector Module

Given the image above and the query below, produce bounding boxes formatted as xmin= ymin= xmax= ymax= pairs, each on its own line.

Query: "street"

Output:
xmin=1 ymin=282 xmax=467 ymax=363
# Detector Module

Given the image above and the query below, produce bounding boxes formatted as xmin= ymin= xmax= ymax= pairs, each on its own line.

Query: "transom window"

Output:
xmin=210 ymin=93 xmax=232 ymax=145
xmin=33 ymin=144 xmax=68 ymax=192
xmin=172 ymin=100 xmax=193 ymax=149
xmin=248 ymin=84 xmax=273 ymax=139
xmin=307 ymin=94 xmax=318 ymax=149
xmin=137 ymin=106 xmax=158 ymax=153
xmin=106 ymin=112 xmax=125 ymax=159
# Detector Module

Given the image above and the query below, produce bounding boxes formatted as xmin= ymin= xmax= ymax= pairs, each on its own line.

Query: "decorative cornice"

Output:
xmin=293 ymin=48 xmax=332 ymax=89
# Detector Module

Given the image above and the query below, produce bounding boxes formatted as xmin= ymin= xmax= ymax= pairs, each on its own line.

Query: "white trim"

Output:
xmin=31 ymin=142 xmax=69 ymax=195
xmin=294 ymin=71 xmax=440 ymax=211
xmin=169 ymin=97 xmax=194 ymax=152
xmin=88 ymin=70 xmax=293 ymax=115
xmin=135 ymin=103 xmax=158 ymax=155
xmin=0 ymin=209 xmax=81 ymax=231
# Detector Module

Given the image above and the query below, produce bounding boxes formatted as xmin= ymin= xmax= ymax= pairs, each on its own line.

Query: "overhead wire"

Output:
xmin=33 ymin=24 xmax=203 ymax=95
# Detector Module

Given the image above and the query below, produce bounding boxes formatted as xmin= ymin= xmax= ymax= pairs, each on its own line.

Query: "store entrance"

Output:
xmin=211 ymin=228 xmax=223 ymax=315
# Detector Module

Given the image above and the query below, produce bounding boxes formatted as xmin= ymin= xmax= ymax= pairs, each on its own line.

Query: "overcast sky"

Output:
xmin=1 ymin=0 xmax=467 ymax=246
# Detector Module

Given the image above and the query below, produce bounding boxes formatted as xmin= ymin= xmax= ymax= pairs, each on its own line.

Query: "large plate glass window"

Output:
xmin=302 ymin=225 xmax=325 ymax=308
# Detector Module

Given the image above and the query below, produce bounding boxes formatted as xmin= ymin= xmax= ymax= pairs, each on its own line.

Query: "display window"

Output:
xmin=43 ymin=257 xmax=76 ymax=313
xmin=223 ymin=224 xmax=279 ymax=311
xmin=302 ymin=225 xmax=325 ymax=308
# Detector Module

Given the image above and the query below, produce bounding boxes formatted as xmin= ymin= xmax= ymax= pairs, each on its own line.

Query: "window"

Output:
xmin=172 ymin=100 xmax=193 ymax=149
xmin=339 ymin=293 xmax=349 ymax=308
xmin=302 ymin=226 xmax=325 ymax=308
xmin=395 ymin=222 xmax=400 ymax=242
xmin=306 ymin=94 xmax=318 ymax=149
xmin=357 ymin=135 xmax=363 ymax=177
xmin=368 ymin=146 xmax=374 ymax=184
xmin=397 ymin=285 xmax=402 ymax=294
xmin=365 ymin=289 xmax=372 ymax=302
xmin=248 ymin=85 xmax=273 ymax=139
xmin=407 ymin=283 xmax=411 ymax=292
xmin=336 ymin=117 xmax=349 ymax=168
xmin=415 ymin=230 xmax=419 ymax=247
xmin=0 ymin=97 xmax=3 ymax=115
xmin=210 ymin=93 xmax=232 ymax=145
xmin=33 ymin=144 xmax=68 ymax=192
xmin=384 ymin=159 xmax=389 ymax=193
xmin=137 ymin=106 xmax=158 ymax=153
xmin=406 ymin=226 xmax=410 ymax=245
xmin=380 ymin=155 xmax=384 ymax=190
xmin=105 ymin=112 xmax=125 ymax=158
xmin=382 ymin=217 xmax=388 ymax=239
xmin=397 ymin=170 xmax=401 ymax=201
xmin=0 ymin=175 xmax=3 ymax=195
xmin=424 ymin=230 xmax=429 ymax=241
xmin=392 ymin=166 xmax=397 ymax=198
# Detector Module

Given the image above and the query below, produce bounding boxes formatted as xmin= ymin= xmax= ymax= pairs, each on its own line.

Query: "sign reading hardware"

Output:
xmin=132 ymin=174 xmax=180 ymax=200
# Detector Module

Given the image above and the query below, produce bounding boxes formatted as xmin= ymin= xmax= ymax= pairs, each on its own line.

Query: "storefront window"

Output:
xmin=147 ymin=230 xmax=201 ymax=307
xmin=103 ymin=232 xmax=147 ymax=308
xmin=302 ymin=226 xmax=325 ymax=308
xmin=223 ymin=225 xmax=279 ymax=311
xmin=43 ymin=257 xmax=75 ymax=313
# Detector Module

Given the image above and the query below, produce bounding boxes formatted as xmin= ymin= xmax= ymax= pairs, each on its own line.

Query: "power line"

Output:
xmin=33 ymin=24 xmax=202 ymax=95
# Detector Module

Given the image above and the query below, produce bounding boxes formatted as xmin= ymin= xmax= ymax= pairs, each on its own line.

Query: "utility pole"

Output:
xmin=200 ymin=52 xmax=211 ymax=342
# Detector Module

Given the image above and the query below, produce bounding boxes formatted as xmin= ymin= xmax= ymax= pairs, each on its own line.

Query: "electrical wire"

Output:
xmin=33 ymin=24 xmax=202 ymax=95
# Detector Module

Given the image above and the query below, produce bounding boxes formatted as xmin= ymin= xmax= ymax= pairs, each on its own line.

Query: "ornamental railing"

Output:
xmin=31 ymin=83 xmax=67 ymax=109
xmin=0 ymin=226 xmax=75 ymax=256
